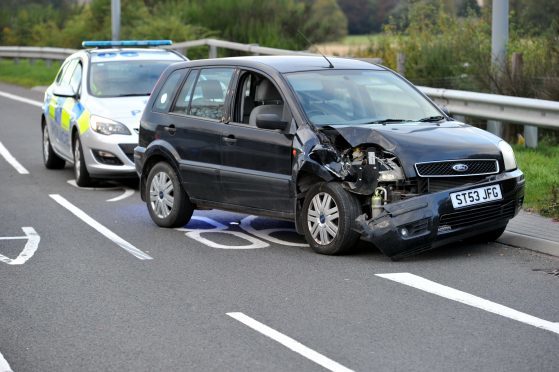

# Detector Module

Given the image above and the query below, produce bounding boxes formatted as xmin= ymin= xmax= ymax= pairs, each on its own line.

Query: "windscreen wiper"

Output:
xmin=117 ymin=93 xmax=151 ymax=97
xmin=366 ymin=119 xmax=411 ymax=124
xmin=417 ymin=115 xmax=446 ymax=122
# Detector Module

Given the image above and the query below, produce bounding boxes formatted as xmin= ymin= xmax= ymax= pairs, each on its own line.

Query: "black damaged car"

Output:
xmin=134 ymin=56 xmax=524 ymax=259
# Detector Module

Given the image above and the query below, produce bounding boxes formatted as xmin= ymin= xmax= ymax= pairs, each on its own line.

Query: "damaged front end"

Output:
xmin=298 ymin=125 xmax=525 ymax=260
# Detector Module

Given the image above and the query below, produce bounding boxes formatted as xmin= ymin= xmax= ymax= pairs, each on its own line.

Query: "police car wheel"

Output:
xmin=302 ymin=182 xmax=361 ymax=255
xmin=73 ymin=136 xmax=91 ymax=187
xmin=146 ymin=161 xmax=193 ymax=228
xmin=42 ymin=124 xmax=65 ymax=169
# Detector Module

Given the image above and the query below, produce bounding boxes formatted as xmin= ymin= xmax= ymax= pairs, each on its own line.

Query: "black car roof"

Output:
xmin=172 ymin=55 xmax=386 ymax=74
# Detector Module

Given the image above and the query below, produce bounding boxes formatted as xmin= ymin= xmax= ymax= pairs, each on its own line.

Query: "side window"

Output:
xmin=172 ymin=71 xmax=198 ymax=115
xmin=189 ymin=68 xmax=234 ymax=120
xmin=154 ymin=69 xmax=185 ymax=112
xmin=69 ymin=62 xmax=82 ymax=93
xmin=60 ymin=59 xmax=78 ymax=86
xmin=233 ymin=71 xmax=286 ymax=127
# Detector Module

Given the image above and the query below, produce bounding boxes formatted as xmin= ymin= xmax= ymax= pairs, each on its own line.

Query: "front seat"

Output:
xmin=249 ymin=79 xmax=284 ymax=127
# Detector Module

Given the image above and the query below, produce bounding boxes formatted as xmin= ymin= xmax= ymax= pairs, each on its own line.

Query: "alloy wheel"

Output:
xmin=149 ymin=172 xmax=175 ymax=219
xmin=307 ymin=192 xmax=339 ymax=245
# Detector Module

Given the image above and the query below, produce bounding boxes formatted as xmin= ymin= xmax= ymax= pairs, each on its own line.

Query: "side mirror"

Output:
xmin=53 ymin=84 xmax=77 ymax=98
xmin=256 ymin=114 xmax=289 ymax=131
xmin=440 ymin=105 xmax=451 ymax=118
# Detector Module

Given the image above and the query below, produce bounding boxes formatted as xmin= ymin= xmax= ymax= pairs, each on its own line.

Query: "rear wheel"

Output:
xmin=42 ymin=124 xmax=65 ymax=169
xmin=73 ymin=135 xmax=91 ymax=187
xmin=146 ymin=162 xmax=193 ymax=228
xmin=302 ymin=182 xmax=361 ymax=255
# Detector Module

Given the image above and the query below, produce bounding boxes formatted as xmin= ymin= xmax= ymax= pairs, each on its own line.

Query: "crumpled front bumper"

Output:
xmin=354 ymin=170 xmax=525 ymax=260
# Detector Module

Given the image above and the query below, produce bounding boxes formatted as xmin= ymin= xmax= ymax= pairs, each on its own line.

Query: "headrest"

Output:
xmin=255 ymin=79 xmax=282 ymax=102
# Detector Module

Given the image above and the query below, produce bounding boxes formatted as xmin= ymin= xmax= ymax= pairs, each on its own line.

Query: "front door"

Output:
xmin=220 ymin=71 xmax=294 ymax=213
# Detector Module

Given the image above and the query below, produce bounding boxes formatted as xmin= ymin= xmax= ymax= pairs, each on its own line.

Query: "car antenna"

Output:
xmin=298 ymin=31 xmax=334 ymax=69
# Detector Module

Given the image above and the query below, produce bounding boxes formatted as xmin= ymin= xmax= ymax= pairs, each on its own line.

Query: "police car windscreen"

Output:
xmin=89 ymin=61 xmax=172 ymax=97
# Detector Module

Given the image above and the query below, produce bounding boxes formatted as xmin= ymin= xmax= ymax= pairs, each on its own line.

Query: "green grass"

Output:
xmin=514 ymin=144 xmax=559 ymax=219
xmin=0 ymin=59 xmax=61 ymax=88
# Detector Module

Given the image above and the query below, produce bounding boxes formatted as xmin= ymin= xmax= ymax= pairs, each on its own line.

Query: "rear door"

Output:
xmin=220 ymin=70 xmax=295 ymax=213
xmin=166 ymin=67 xmax=235 ymax=202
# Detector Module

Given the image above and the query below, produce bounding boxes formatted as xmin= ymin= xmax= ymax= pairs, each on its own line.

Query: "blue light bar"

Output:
xmin=82 ymin=40 xmax=173 ymax=48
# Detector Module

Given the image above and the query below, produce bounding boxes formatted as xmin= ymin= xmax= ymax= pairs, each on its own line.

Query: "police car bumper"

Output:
xmin=81 ymin=130 xmax=138 ymax=178
xmin=355 ymin=170 xmax=525 ymax=260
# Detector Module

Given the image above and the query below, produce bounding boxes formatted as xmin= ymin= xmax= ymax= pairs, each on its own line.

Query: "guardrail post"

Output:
xmin=487 ymin=120 xmax=503 ymax=137
xmin=46 ymin=59 xmax=52 ymax=68
xmin=209 ymin=45 xmax=217 ymax=59
xmin=397 ymin=52 xmax=405 ymax=75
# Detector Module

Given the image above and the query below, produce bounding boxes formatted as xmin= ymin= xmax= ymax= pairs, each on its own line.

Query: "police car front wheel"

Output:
xmin=73 ymin=135 xmax=92 ymax=187
xmin=42 ymin=124 xmax=65 ymax=169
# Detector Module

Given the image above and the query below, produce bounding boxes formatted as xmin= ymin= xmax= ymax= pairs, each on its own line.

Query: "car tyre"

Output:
xmin=73 ymin=135 xmax=92 ymax=187
xmin=42 ymin=124 xmax=65 ymax=169
xmin=302 ymin=182 xmax=361 ymax=255
xmin=146 ymin=162 xmax=193 ymax=228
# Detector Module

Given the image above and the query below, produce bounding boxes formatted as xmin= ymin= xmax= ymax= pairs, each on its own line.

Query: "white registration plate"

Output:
xmin=450 ymin=184 xmax=502 ymax=209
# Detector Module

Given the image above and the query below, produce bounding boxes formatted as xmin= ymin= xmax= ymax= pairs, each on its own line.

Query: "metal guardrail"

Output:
xmin=0 ymin=46 xmax=77 ymax=60
xmin=419 ymin=86 xmax=559 ymax=130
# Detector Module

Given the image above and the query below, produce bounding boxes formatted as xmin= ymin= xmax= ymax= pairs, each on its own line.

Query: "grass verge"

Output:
xmin=514 ymin=144 xmax=559 ymax=219
xmin=0 ymin=59 xmax=61 ymax=88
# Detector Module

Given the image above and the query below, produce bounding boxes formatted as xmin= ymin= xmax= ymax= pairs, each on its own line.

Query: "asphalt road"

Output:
xmin=0 ymin=82 xmax=558 ymax=372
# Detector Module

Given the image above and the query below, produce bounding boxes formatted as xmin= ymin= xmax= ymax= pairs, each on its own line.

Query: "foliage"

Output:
xmin=0 ymin=59 xmax=61 ymax=87
xmin=514 ymin=144 xmax=559 ymax=219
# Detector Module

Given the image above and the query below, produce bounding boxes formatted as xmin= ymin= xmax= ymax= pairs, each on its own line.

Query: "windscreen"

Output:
xmin=89 ymin=60 xmax=174 ymax=98
xmin=285 ymin=69 xmax=442 ymax=126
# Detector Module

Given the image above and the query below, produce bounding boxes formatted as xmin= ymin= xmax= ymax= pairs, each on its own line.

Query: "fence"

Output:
xmin=1 ymin=40 xmax=557 ymax=147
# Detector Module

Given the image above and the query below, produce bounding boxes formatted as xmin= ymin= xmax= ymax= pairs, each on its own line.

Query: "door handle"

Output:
xmin=164 ymin=124 xmax=176 ymax=135
xmin=223 ymin=135 xmax=237 ymax=144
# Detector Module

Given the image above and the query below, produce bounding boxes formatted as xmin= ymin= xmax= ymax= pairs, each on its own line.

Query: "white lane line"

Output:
xmin=49 ymin=194 xmax=153 ymax=260
xmin=0 ymin=227 xmax=40 ymax=265
xmin=0 ymin=141 xmax=29 ymax=174
xmin=67 ymin=179 xmax=135 ymax=202
xmin=227 ymin=312 xmax=354 ymax=372
xmin=376 ymin=273 xmax=559 ymax=336
xmin=0 ymin=90 xmax=43 ymax=108
xmin=106 ymin=188 xmax=135 ymax=202
xmin=0 ymin=351 xmax=13 ymax=372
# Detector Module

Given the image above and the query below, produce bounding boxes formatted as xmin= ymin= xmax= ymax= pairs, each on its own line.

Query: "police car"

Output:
xmin=41 ymin=40 xmax=186 ymax=186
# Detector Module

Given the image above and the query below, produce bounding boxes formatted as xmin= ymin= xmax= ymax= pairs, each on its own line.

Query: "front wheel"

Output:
xmin=42 ymin=124 xmax=65 ymax=169
xmin=146 ymin=162 xmax=193 ymax=228
xmin=73 ymin=135 xmax=91 ymax=187
xmin=302 ymin=182 xmax=361 ymax=255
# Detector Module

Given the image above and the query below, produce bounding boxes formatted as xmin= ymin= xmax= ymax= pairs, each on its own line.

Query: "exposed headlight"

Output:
xmin=498 ymin=140 xmax=517 ymax=171
xmin=90 ymin=115 xmax=131 ymax=135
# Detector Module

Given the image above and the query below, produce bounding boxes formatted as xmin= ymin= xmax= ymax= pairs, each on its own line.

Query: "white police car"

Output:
xmin=41 ymin=40 xmax=186 ymax=186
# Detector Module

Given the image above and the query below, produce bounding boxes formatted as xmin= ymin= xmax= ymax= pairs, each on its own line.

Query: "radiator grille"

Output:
xmin=428 ymin=177 xmax=487 ymax=193
xmin=416 ymin=159 xmax=499 ymax=177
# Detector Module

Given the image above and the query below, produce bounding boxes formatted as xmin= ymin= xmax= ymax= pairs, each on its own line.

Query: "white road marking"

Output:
xmin=227 ymin=312 xmax=354 ymax=372
xmin=240 ymin=215 xmax=308 ymax=247
xmin=0 ymin=351 xmax=13 ymax=372
xmin=0 ymin=90 xmax=43 ymax=108
xmin=177 ymin=216 xmax=269 ymax=249
xmin=0 ymin=227 xmax=40 ymax=265
xmin=49 ymin=194 xmax=152 ymax=260
xmin=0 ymin=141 xmax=29 ymax=174
xmin=106 ymin=188 xmax=135 ymax=202
xmin=376 ymin=273 xmax=559 ymax=336
xmin=67 ymin=180 xmax=135 ymax=202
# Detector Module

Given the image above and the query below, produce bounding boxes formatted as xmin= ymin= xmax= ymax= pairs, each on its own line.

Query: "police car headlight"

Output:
xmin=498 ymin=140 xmax=517 ymax=171
xmin=90 ymin=115 xmax=131 ymax=136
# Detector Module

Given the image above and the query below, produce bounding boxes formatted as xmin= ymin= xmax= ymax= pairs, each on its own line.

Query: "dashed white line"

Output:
xmin=0 ymin=90 xmax=43 ymax=108
xmin=376 ymin=273 xmax=559 ymax=336
xmin=0 ymin=227 xmax=40 ymax=265
xmin=227 ymin=312 xmax=354 ymax=372
xmin=0 ymin=141 xmax=29 ymax=174
xmin=49 ymin=194 xmax=153 ymax=260
xmin=0 ymin=351 xmax=13 ymax=372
